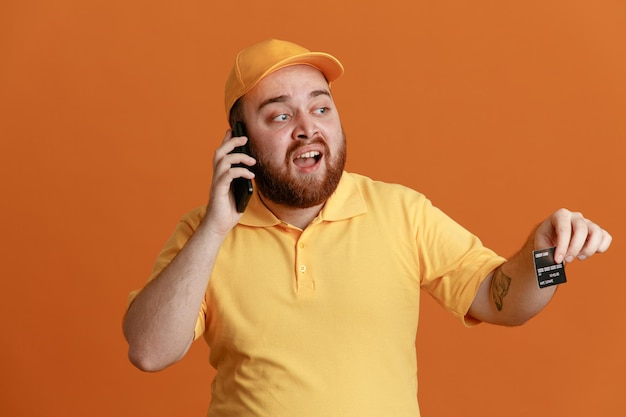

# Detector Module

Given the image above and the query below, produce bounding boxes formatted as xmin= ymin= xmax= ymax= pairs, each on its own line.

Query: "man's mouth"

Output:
xmin=293 ymin=150 xmax=322 ymax=169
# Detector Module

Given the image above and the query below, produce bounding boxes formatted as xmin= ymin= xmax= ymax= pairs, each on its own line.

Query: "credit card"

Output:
xmin=533 ymin=247 xmax=567 ymax=289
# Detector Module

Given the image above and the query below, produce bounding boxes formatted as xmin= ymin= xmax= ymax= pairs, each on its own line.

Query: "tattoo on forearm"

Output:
xmin=491 ymin=269 xmax=512 ymax=311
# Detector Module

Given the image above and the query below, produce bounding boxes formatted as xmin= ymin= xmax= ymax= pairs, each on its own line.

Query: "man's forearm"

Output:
xmin=123 ymin=222 xmax=226 ymax=371
xmin=469 ymin=234 xmax=557 ymax=326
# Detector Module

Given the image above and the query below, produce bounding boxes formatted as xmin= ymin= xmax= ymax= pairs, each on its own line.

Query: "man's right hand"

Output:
xmin=203 ymin=129 xmax=256 ymax=237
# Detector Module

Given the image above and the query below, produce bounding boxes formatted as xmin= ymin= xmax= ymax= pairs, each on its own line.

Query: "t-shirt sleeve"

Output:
xmin=126 ymin=206 xmax=208 ymax=340
xmin=416 ymin=198 xmax=506 ymax=326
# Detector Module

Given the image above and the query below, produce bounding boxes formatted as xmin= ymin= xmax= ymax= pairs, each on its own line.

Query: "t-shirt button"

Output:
xmin=299 ymin=265 xmax=307 ymax=273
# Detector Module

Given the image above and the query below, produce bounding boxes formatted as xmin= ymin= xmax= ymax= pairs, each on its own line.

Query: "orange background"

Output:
xmin=1 ymin=1 xmax=624 ymax=416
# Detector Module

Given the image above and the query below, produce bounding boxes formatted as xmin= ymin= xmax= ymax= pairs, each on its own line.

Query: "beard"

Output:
xmin=249 ymin=133 xmax=347 ymax=209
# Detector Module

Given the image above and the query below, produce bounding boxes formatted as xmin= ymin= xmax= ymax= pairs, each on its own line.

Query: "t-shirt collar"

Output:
xmin=238 ymin=171 xmax=366 ymax=227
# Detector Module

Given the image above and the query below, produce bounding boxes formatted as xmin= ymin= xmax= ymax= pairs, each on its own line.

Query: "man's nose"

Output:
xmin=292 ymin=112 xmax=317 ymax=140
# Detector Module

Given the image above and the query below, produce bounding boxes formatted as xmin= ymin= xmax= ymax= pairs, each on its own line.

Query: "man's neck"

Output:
xmin=258 ymin=193 xmax=325 ymax=230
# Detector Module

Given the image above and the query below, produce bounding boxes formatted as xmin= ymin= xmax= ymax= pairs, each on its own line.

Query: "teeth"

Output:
xmin=296 ymin=151 xmax=320 ymax=159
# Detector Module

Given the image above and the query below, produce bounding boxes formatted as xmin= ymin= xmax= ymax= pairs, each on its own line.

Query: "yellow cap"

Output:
xmin=224 ymin=39 xmax=344 ymax=118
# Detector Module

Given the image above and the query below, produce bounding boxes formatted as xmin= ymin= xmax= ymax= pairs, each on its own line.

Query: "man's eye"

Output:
xmin=314 ymin=107 xmax=329 ymax=114
xmin=272 ymin=114 xmax=289 ymax=122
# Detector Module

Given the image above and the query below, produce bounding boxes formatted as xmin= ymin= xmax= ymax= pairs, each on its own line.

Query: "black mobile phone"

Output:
xmin=230 ymin=121 xmax=254 ymax=212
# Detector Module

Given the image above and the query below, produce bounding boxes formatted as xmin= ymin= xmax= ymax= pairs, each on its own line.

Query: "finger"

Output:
xmin=213 ymin=153 xmax=256 ymax=184
xmin=551 ymin=209 xmax=573 ymax=264
xmin=563 ymin=213 xmax=589 ymax=263
xmin=216 ymin=129 xmax=235 ymax=149
xmin=212 ymin=144 xmax=256 ymax=197
xmin=223 ymin=128 xmax=234 ymax=142
xmin=213 ymin=135 xmax=250 ymax=166
xmin=213 ymin=130 xmax=234 ymax=165
xmin=575 ymin=220 xmax=603 ymax=260
xmin=598 ymin=230 xmax=613 ymax=253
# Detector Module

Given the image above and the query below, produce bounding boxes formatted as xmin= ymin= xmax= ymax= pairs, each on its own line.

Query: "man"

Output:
xmin=123 ymin=39 xmax=612 ymax=416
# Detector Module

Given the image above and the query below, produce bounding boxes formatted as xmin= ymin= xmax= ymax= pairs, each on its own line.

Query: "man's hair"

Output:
xmin=229 ymin=98 xmax=244 ymax=129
